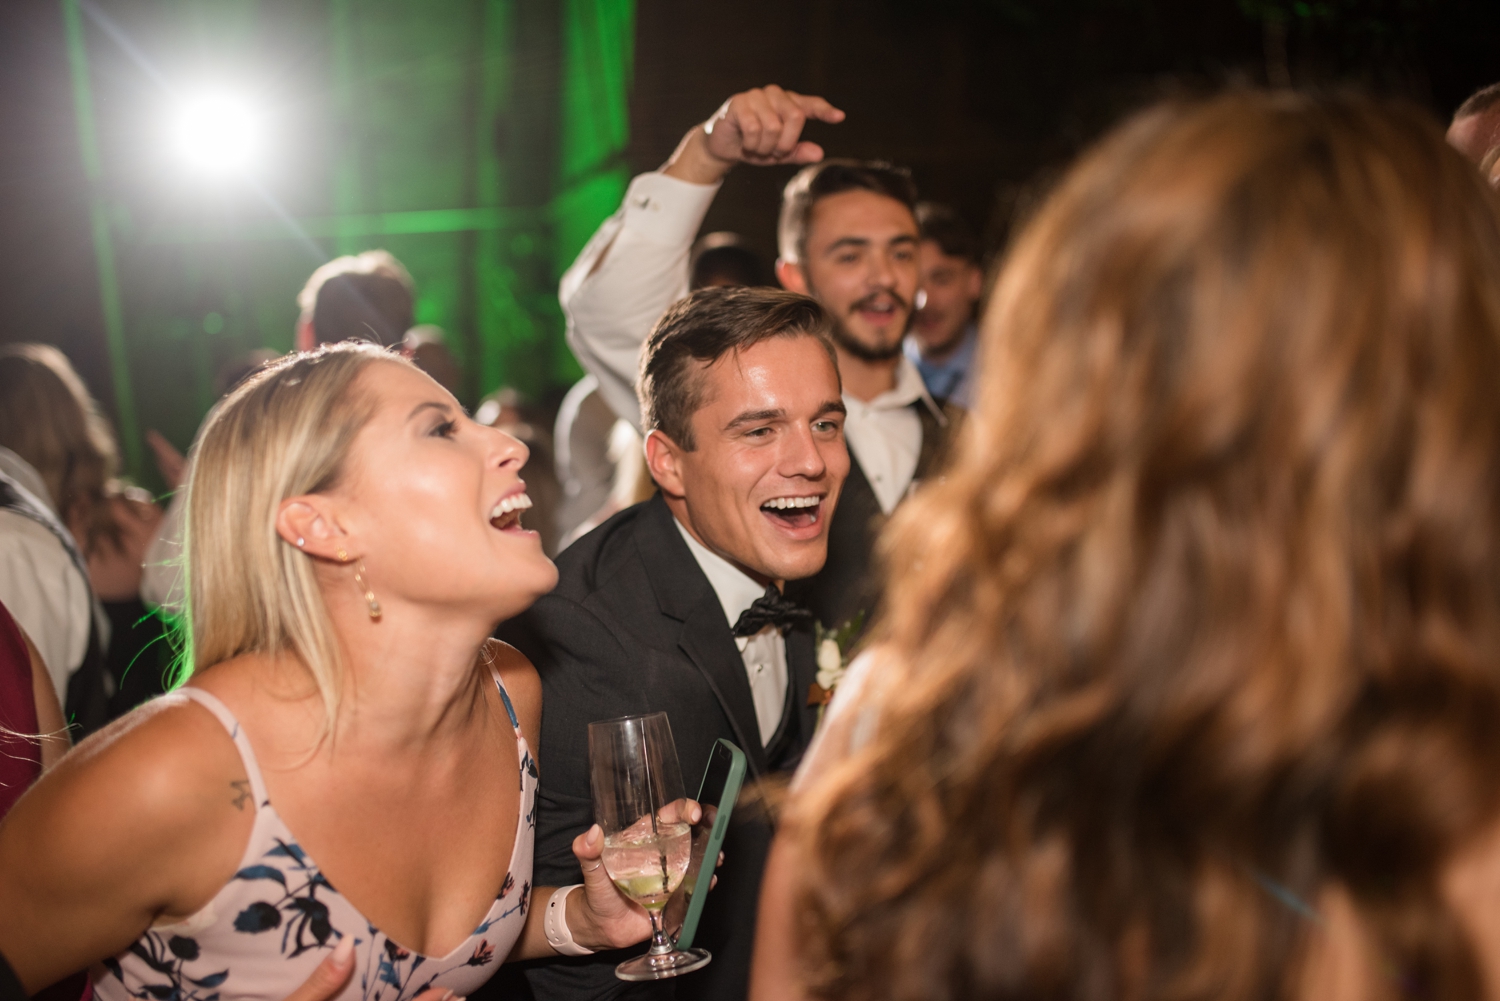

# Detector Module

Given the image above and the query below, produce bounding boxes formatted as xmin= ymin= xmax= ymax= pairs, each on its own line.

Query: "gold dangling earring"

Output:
xmin=352 ymin=560 xmax=381 ymax=620
xmin=335 ymin=547 xmax=349 ymax=563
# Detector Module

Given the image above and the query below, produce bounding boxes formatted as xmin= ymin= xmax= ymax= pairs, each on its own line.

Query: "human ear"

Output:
xmin=276 ymin=497 xmax=350 ymax=562
xmin=776 ymin=258 xmax=809 ymax=294
xmin=965 ymin=263 xmax=984 ymax=301
xmin=644 ymin=430 xmax=688 ymax=500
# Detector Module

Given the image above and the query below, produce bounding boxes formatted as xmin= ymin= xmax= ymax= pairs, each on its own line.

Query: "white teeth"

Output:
xmin=763 ymin=496 xmax=820 ymax=511
xmin=489 ymin=493 xmax=533 ymax=520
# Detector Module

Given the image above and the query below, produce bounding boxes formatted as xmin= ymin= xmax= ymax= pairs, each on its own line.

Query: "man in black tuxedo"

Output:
xmin=560 ymin=85 xmax=961 ymax=638
xmin=499 ymin=286 xmax=850 ymax=1001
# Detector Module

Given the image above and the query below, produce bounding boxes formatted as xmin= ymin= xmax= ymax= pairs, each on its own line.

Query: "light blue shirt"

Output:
xmin=903 ymin=323 xmax=977 ymax=408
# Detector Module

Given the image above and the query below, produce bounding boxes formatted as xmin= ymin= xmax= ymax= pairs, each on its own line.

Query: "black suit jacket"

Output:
xmin=497 ymin=495 xmax=819 ymax=1001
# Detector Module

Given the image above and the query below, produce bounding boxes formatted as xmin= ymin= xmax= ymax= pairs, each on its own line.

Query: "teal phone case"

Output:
xmin=672 ymin=738 xmax=747 ymax=950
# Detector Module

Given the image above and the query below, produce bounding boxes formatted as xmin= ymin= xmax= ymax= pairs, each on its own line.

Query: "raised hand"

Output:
xmin=665 ymin=85 xmax=846 ymax=186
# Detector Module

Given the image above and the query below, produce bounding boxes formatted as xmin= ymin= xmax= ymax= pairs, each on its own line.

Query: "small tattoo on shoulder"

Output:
xmin=230 ymin=779 xmax=252 ymax=811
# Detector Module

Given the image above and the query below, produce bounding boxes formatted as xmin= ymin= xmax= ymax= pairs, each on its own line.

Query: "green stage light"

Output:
xmin=172 ymin=92 xmax=261 ymax=176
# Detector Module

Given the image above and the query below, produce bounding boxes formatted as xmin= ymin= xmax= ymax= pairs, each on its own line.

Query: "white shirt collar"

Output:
xmin=847 ymin=355 xmax=946 ymax=424
xmin=673 ymin=518 xmax=768 ymax=631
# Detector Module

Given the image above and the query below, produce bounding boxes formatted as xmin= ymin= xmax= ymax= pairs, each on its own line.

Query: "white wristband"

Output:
xmin=544 ymin=884 xmax=595 ymax=956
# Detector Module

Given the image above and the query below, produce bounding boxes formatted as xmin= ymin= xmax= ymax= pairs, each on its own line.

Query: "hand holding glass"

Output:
xmin=588 ymin=713 xmax=711 ymax=980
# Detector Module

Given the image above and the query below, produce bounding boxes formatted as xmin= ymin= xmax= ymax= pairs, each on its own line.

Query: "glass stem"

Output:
xmin=647 ymin=908 xmax=674 ymax=956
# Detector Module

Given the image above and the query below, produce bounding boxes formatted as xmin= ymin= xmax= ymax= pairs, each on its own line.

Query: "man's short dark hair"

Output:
xmin=297 ymin=250 xmax=415 ymax=347
xmin=313 ymin=272 xmax=414 ymax=347
xmin=777 ymin=159 xmax=918 ymax=265
xmin=639 ymin=286 xmax=837 ymax=450
xmin=1455 ymin=82 xmax=1500 ymax=122
xmin=916 ymin=202 xmax=981 ymax=264
xmin=690 ymin=232 xmax=771 ymax=289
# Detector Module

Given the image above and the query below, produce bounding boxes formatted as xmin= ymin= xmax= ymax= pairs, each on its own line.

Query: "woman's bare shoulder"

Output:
xmin=42 ymin=690 xmax=248 ymax=819
xmin=0 ymin=686 xmax=256 ymax=938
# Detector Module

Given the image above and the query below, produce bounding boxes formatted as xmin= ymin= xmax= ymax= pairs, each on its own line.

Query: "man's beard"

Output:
xmin=830 ymin=320 xmax=905 ymax=362
xmin=817 ymin=286 xmax=911 ymax=362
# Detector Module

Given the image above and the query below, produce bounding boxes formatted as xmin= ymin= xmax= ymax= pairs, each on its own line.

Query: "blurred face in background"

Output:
xmin=912 ymin=239 xmax=983 ymax=359
xmin=784 ymin=191 xmax=921 ymax=363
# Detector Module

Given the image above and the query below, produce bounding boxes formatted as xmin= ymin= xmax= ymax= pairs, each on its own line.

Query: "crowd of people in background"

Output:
xmin=2 ymin=72 xmax=1500 ymax=1001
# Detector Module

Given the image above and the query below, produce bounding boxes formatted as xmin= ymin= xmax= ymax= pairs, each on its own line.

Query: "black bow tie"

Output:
xmin=732 ymin=585 xmax=812 ymax=637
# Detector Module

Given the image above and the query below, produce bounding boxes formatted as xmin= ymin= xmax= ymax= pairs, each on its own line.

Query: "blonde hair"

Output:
xmin=185 ymin=342 xmax=400 ymax=726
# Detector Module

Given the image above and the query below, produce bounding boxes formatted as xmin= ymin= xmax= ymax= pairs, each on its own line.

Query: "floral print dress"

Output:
xmin=95 ymin=678 xmax=537 ymax=1001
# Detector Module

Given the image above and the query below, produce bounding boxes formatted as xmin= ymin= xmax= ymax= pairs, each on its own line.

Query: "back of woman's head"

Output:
xmin=0 ymin=344 xmax=118 ymax=544
xmin=186 ymin=342 xmax=395 ymax=726
xmin=794 ymin=92 xmax=1500 ymax=1000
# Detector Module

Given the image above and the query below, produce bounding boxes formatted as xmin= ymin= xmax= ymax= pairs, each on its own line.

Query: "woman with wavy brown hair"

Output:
xmin=752 ymin=91 xmax=1500 ymax=1001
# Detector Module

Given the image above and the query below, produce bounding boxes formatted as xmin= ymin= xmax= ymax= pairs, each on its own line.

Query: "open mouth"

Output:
xmin=490 ymin=492 xmax=533 ymax=532
xmin=853 ymin=295 xmax=903 ymax=325
xmin=760 ymin=494 xmax=823 ymax=531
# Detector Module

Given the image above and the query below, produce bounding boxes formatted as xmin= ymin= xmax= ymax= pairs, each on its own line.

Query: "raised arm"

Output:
xmin=561 ymin=85 xmax=845 ymax=432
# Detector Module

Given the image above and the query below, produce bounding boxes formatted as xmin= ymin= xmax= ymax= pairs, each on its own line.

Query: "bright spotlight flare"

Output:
xmin=172 ymin=91 xmax=261 ymax=176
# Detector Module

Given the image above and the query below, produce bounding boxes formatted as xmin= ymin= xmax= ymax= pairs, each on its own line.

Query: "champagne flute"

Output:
xmin=589 ymin=712 xmax=712 ymax=981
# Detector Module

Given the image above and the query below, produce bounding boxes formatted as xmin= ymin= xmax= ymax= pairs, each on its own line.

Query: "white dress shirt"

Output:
xmin=0 ymin=447 xmax=94 ymax=700
xmin=559 ymin=170 xmax=940 ymax=513
xmin=674 ymin=519 xmax=788 ymax=748
xmin=843 ymin=358 xmax=929 ymax=514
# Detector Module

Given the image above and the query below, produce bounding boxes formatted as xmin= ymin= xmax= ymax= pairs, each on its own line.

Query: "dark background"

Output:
xmin=1 ymin=0 xmax=1497 ymax=492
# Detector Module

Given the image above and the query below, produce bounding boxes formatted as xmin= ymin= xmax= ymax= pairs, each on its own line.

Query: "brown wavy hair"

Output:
xmin=790 ymin=92 xmax=1500 ymax=1001
xmin=0 ymin=344 xmax=121 ymax=552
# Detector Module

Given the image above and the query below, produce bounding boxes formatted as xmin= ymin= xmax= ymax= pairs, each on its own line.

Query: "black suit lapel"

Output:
xmin=634 ymin=497 xmax=770 ymax=777
xmin=677 ymin=605 xmax=769 ymax=776
xmin=787 ymin=623 xmax=819 ymax=740
xmin=762 ymin=622 xmax=820 ymax=771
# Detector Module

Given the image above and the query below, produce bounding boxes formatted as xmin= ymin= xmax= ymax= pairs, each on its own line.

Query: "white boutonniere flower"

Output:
xmin=810 ymin=612 xmax=866 ymax=726
xmin=816 ymin=638 xmax=845 ymax=691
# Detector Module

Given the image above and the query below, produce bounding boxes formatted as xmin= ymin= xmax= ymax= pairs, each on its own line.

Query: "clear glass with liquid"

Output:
xmin=588 ymin=714 xmax=711 ymax=980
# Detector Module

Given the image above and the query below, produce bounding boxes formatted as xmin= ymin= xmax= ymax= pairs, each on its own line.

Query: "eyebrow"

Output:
xmin=823 ymin=237 xmax=870 ymax=255
xmin=723 ymin=400 xmax=847 ymax=433
xmin=407 ymin=400 xmax=453 ymax=421
xmin=822 ymin=233 xmax=919 ymax=255
xmin=724 ymin=408 xmax=786 ymax=432
xmin=817 ymin=399 xmax=849 ymax=418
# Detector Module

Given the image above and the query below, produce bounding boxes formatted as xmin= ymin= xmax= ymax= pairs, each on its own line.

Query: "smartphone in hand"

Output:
xmin=662 ymin=739 xmax=746 ymax=949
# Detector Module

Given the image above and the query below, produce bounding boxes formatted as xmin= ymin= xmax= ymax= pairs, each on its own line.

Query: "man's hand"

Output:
xmin=664 ymin=85 xmax=845 ymax=186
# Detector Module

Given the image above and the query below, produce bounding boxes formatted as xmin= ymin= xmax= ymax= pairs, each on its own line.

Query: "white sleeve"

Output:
xmin=0 ymin=513 xmax=91 ymax=700
xmin=560 ymin=171 xmax=721 ymax=432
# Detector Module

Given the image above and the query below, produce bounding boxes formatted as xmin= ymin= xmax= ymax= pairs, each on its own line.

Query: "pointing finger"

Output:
xmin=790 ymin=92 xmax=846 ymax=124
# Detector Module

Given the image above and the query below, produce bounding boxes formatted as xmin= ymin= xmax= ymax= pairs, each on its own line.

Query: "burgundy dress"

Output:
xmin=0 ymin=598 xmax=41 ymax=820
xmin=0 ymin=600 xmax=39 ymax=816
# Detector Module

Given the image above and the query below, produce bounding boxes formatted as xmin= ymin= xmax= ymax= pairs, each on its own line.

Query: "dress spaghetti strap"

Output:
xmin=172 ymin=686 xmax=270 ymax=808
xmin=488 ymin=666 xmax=521 ymax=731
